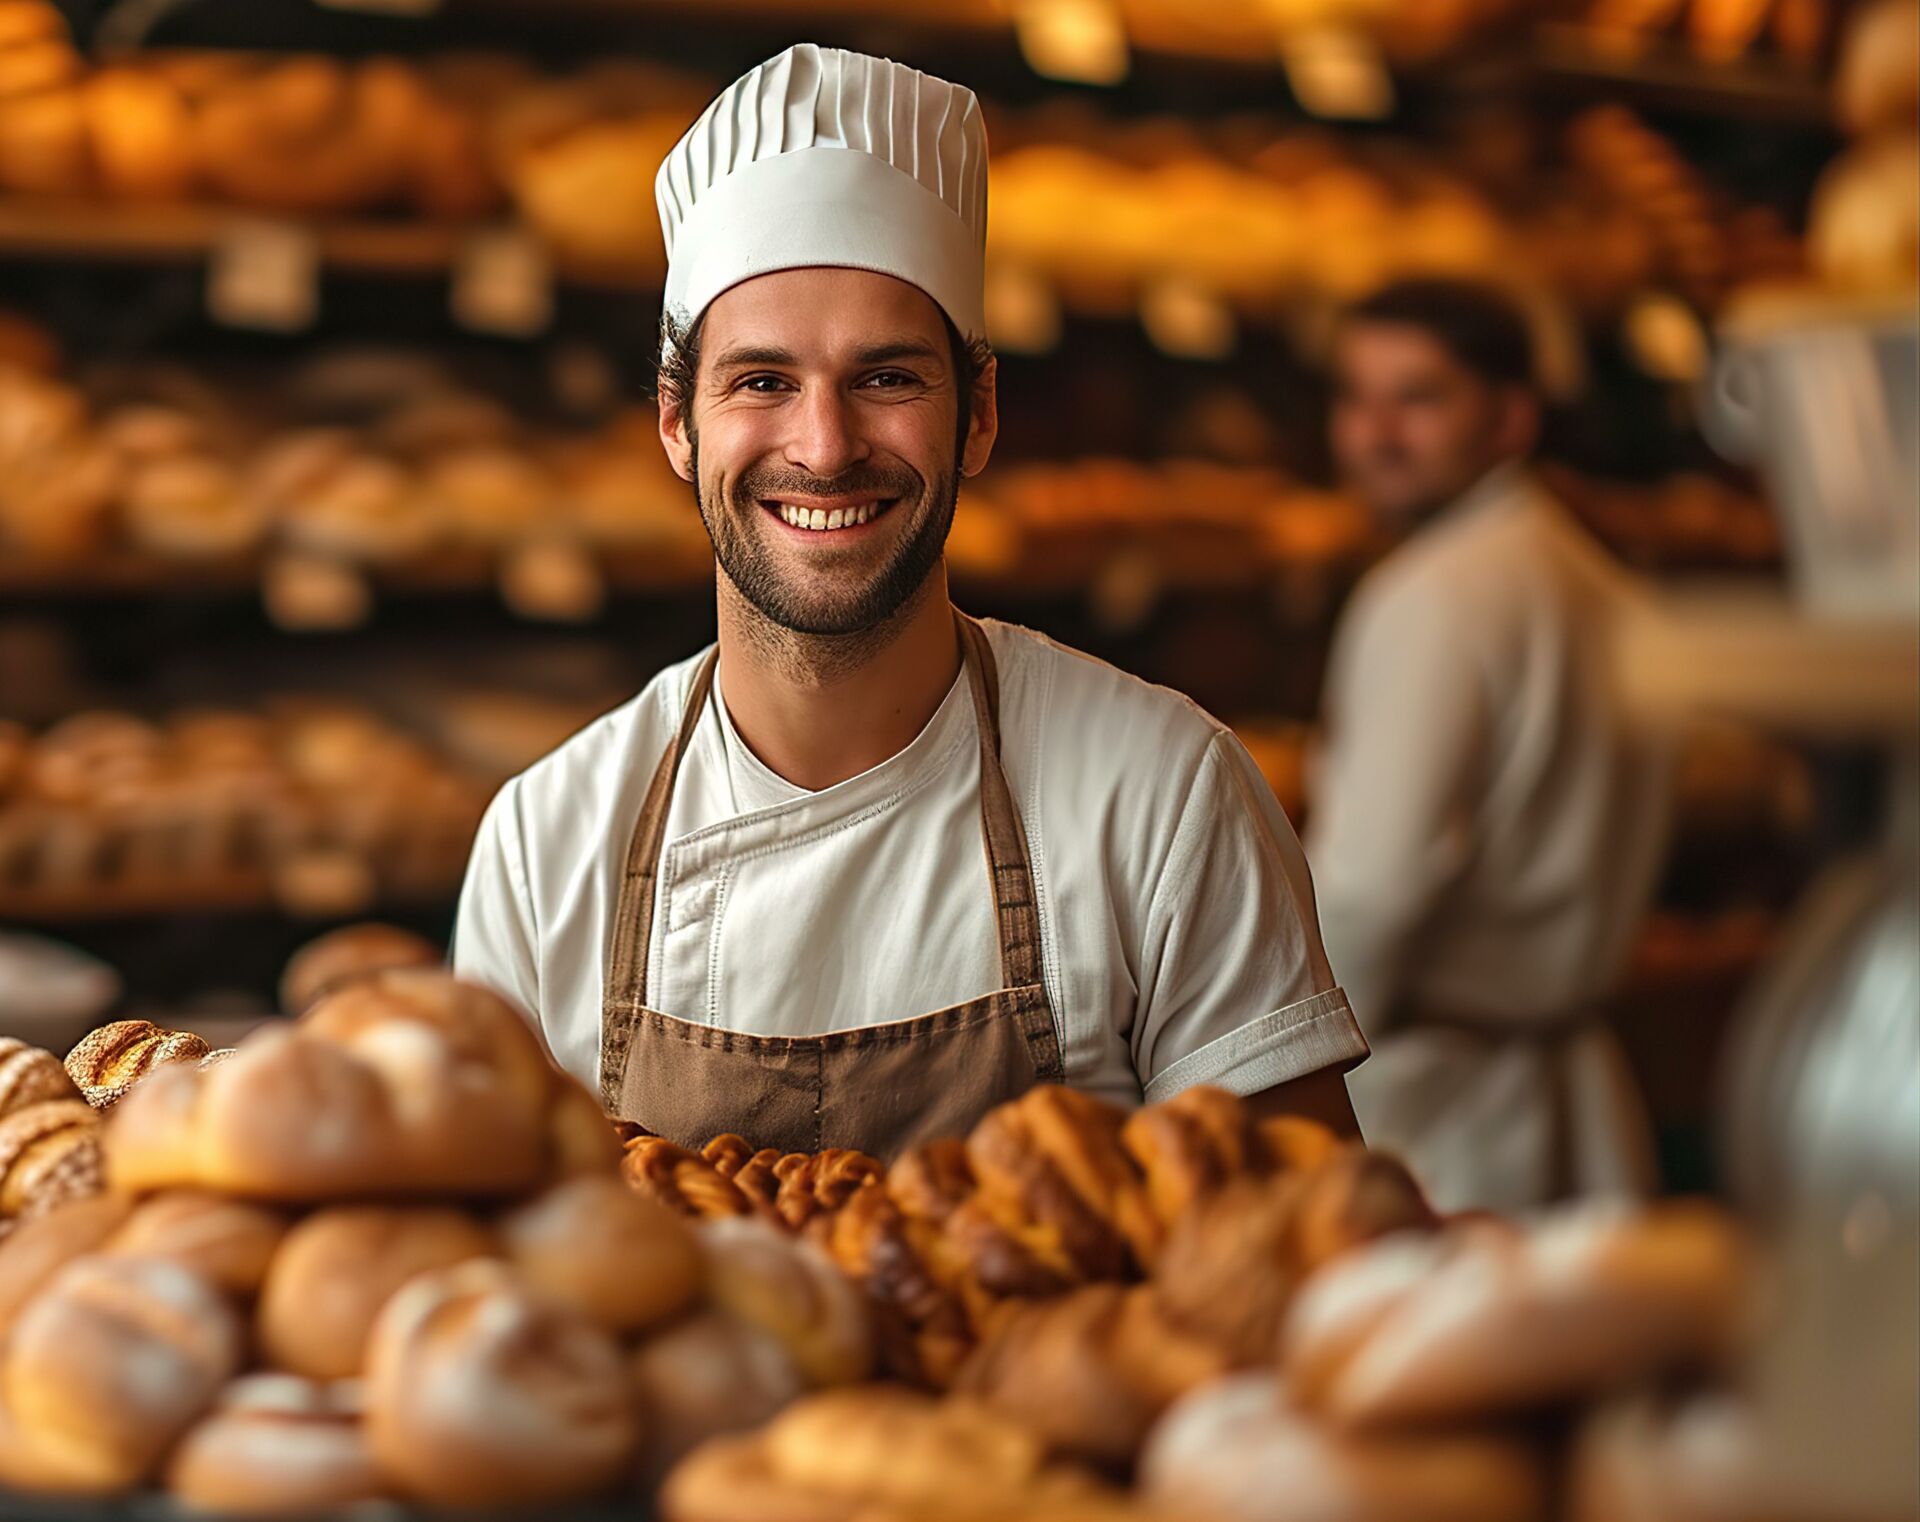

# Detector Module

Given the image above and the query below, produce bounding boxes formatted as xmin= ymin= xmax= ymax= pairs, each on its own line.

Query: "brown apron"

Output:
xmin=598 ymin=614 xmax=1064 ymax=1157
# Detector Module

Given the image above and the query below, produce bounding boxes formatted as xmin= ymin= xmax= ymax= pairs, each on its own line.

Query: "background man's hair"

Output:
xmin=1343 ymin=278 xmax=1537 ymax=391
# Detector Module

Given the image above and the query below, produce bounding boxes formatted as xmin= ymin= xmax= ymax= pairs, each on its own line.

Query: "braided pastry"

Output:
xmin=64 ymin=1020 xmax=211 ymax=1111
xmin=0 ymin=1038 xmax=81 ymax=1122
xmin=701 ymin=1133 xmax=755 ymax=1178
xmin=815 ymin=1181 xmax=972 ymax=1388
xmin=620 ymin=1137 xmax=754 ymax=1220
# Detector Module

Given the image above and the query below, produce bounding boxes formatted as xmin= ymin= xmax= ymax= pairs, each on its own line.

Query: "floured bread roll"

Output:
xmin=277 ymin=921 xmax=441 ymax=1016
xmin=65 ymin=1019 xmax=211 ymax=1110
xmin=0 ymin=1038 xmax=80 ymax=1121
xmin=0 ymin=1193 xmax=131 ymax=1338
xmin=4 ymin=1254 xmax=243 ymax=1492
xmin=1141 ymin=1373 xmax=1545 ymax=1522
xmin=500 ymin=1174 xmax=700 ymax=1334
xmin=631 ymin=1310 xmax=806 ymax=1489
xmin=364 ymin=1258 xmax=639 ymax=1505
xmin=165 ymin=1373 xmax=387 ymax=1515
xmin=103 ymin=1190 xmax=288 ymax=1299
xmin=0 ymin=1099 xmax=101 ymax=1221
xmin=257 ymin=1206 xmax=495 ymax=1380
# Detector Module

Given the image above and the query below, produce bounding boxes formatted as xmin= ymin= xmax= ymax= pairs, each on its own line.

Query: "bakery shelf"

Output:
xmin=0 ymin=196 xmax=657 ymax=292
xmin=0 ymin=862 xmax=466 ymax=924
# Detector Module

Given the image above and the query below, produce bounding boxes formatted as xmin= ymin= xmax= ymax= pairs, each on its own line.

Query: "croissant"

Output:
xmin=64 ymin=1021 xmax=211 ymax=1111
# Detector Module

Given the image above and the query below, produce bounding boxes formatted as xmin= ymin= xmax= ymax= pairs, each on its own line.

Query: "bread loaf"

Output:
xmin=0 ymin=1193 xmax=132 ymax=1338
xmin=257 ymin=1205 xmax=495 ymax=1379
xmin=631 ymin=1310 xmax=806 ymax=1489
xmin=364 ymin=1258 xmax=639 ymax=1505
xmin=4 ymin=1254 xmax=242 ymax=1492
xmin=500 ymin=1174 xmax=700 ymax=1334
xmin=165 ymin=1373 xmax=387 ymax=1515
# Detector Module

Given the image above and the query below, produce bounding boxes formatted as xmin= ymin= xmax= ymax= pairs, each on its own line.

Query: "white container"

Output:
xmin=1702 ymin=291 xmax=1919 ymax=620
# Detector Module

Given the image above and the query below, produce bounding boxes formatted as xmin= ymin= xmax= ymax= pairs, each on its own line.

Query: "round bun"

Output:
xmin=500 ymin=1174 xmax=700 ymax=1333
xmin=278 ymin=922 xmax=441 ymax=1016
xmin=5 ymin=1254 xmax=243 ymax=1492
xmin=257 ymin=1206 xmax=495 ymax=1380
xmin=0 ymin=1100 xmax=100 ymax=1220
xmin=1141 ymin=1372 xmax=1545 ymax=1522
xmin=0 ymin=1039 xmax=81 ymax=1122
xmin=165 ymin=1373 xmax=387 ymax=1515
xmin=697 ymin=1216 xmax=875 ymax=1388
xmin=83 ymin=66 xmax=195 ymax=200
xmin=0 ymin=1194 xmax=133 ymax=1339
xmin=631 ymin=1309 xmax=805 ymax=1488
xmin=364 ymin=1258 xmax=638 ymax=1505
xmin=104 ymin=1191 xmax=289 ymax=1299
xmin=100 ymin=1060 xmax=208 ymax=1197
xmin=64 ymin=1020 xmax=211 ymax=1110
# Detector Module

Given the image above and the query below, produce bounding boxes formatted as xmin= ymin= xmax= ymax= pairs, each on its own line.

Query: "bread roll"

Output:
xmin=192 ymin=57 xmax=399 ymax=214
xmin=65 ymin=1019 xmax=212 ymax=1110
xmin=500 ymin=1174 xmax=699 ymax=1334
xmin=4 ymin=1254 xmax=243 ymax=1492
xmin=84 ymin=66 xmax=194 ymax=200
xmin=0 ymin=1099 xmax=99 ymax=1220
xmin=953 ymin=1284 xmax=1227 ymax=1468
xmin=698 ymin=1216 xmax=875 ymax=1388
xmin=632 ymin=1309 xmax=806 ymax=1487
xmin=1140 ymin=1373 xmax=1545 ymax=1522
xmin=364 ymin=1258 xmax=638 ymax=1505
xmin=0 ymin=84 xmax=88 ymax=195
xmin=0 ymin=1193 xmax=132 ymax=1338
xmin=1283 ymin=1203 xmax=1751 ymax=1428
xmin=257 ymin=1205 xmax=495 ymax=1380
xmin=544 ymin=1073 xmax=624 ymax=1179
xmin=165 ymin=1373 xmax=387 ymax=1515
xmin=278 ymin=921 xmax=440 ymax=1016
xmin=100 ymin=1059 xmax=207 ymax=1196
xmin=104 ymin=1191 xmax=288 ymax=1299
xmin=0 ymin=1038 xmax=80 ymax=1121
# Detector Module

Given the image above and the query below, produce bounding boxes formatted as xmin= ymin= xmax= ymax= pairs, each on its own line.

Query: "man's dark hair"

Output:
xmin=1343 ymin=278 xmax=1537 ymax=391
xmin=654 ymin=308 xmax=994 ymax=458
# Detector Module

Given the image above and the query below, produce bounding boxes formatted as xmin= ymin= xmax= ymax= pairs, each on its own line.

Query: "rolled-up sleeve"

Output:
xmin=1131 ymin=731 xmax=1369 ymax=1100
xmin=451 ymin=777 xmax=541 ymax=1022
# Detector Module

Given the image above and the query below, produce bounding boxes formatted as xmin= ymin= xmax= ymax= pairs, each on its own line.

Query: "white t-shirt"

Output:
xmin=453 ymin=618 xmax=1365 ymax=1108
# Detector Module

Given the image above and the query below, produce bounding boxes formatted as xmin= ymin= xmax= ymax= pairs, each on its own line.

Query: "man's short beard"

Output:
xmin=689 ymin=432 xmax=959 ymax=638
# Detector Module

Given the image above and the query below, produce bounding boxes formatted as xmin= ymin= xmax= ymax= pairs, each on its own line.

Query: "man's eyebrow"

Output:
xmin=708 ymin=344 xmax=799 ymax=370
xmin=853 ymin=339 xmax=945 ymax=366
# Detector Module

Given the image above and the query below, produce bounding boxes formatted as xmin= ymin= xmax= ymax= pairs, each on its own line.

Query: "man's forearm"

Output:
xmin=1244 ymin=1065 xmax=1363 ymax=1140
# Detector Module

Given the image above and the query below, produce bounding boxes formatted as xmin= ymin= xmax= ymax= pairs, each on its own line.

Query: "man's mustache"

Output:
xmin=733 ymin=462 xmax=924 ymax=503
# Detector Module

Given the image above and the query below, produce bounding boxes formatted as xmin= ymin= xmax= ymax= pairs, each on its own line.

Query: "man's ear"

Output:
xmin=960 ymin=355 xmax=998 ymax=478
xmin=658 ymin=395 xmax=695 ymax=484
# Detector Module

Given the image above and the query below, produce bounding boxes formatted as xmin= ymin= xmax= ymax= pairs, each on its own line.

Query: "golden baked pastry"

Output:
xmin=622 ymin=1136 xmax=757 ymax=1219
xmin=364 ymin=1258 xmax=639 ymax=1506
xmin=256 ymin=1205 xmax=495 ymax=1380
xmin=0 ymin=1193 xmax=132 ymax=1338
xmin=631 ymin=1310 xmax=806 ymax=1489
xmin=0 ymin=1099 xmax=101 ymax=1221
xmin=165 ymin=1373 xmax=387 ymax=1515
xmin=65 ymin=1020 xmax=212 ymax=1111
xmin=698 ymin=1216 xmax=875 ymax=1389
xmin=102 ymin=1190 xmax=288 ymax=1300
xmin=83 ymin=66 xmax=195 ymax=200
xmin=4 ymin=1254 xmax=243 ymax=1493
xmin=953 ymin=1283 xmax=1228 ymax=1468
xmin=500 ymin=1173 xmax=700 ymax=1334
xmin=0 ymin=1038 xmax=81 ymax=1121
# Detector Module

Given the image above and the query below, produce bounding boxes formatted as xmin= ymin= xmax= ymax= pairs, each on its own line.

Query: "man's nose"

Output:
xmin=784 ymin=385 xmax=868 ymax=479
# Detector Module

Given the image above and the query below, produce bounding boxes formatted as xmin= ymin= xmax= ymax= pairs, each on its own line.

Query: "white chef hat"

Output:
xmin=656 ymin=43 xmax=989 ymax=348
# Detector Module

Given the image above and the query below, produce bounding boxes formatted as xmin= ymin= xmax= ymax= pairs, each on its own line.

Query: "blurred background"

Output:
xmin=0 ymin=0 xmax=1912 ymax=1201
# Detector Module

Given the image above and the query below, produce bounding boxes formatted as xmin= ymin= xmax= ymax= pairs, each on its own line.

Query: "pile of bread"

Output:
xmin=1572 ymin=0 xmax=1832 ymax=64
xmin=0 ymin=3 xmax=708 ymax=264
xmin=0 ymin=968 xmax=885 ymax=1511
xmin=0 ymin=343 xmax=700 ymax=569
xmin=0 ymin=702 xmax=488 ymax=913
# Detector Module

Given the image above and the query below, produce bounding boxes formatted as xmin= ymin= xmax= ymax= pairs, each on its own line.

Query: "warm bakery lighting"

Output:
xmin=1014 ymin=0 xmax=1132 ymax=85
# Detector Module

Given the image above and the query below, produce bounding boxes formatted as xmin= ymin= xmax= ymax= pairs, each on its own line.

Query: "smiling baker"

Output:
xmin=452 ymin=43 xmax=1368 ymax=1154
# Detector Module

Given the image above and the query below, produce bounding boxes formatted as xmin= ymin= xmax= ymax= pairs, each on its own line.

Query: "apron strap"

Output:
xmin=601 ymin=612 xmax=1050 ymax=1104
xmin=956 ymin=613 xmax=1047 ymax=993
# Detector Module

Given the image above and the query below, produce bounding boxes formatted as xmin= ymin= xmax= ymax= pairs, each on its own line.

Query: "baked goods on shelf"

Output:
xmin=277 ymin=921 xmax=442 ymax=1016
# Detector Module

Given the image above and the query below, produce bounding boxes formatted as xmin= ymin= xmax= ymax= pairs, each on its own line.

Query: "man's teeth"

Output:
xmin=778 ymin=502 xmax=881 ymax=531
